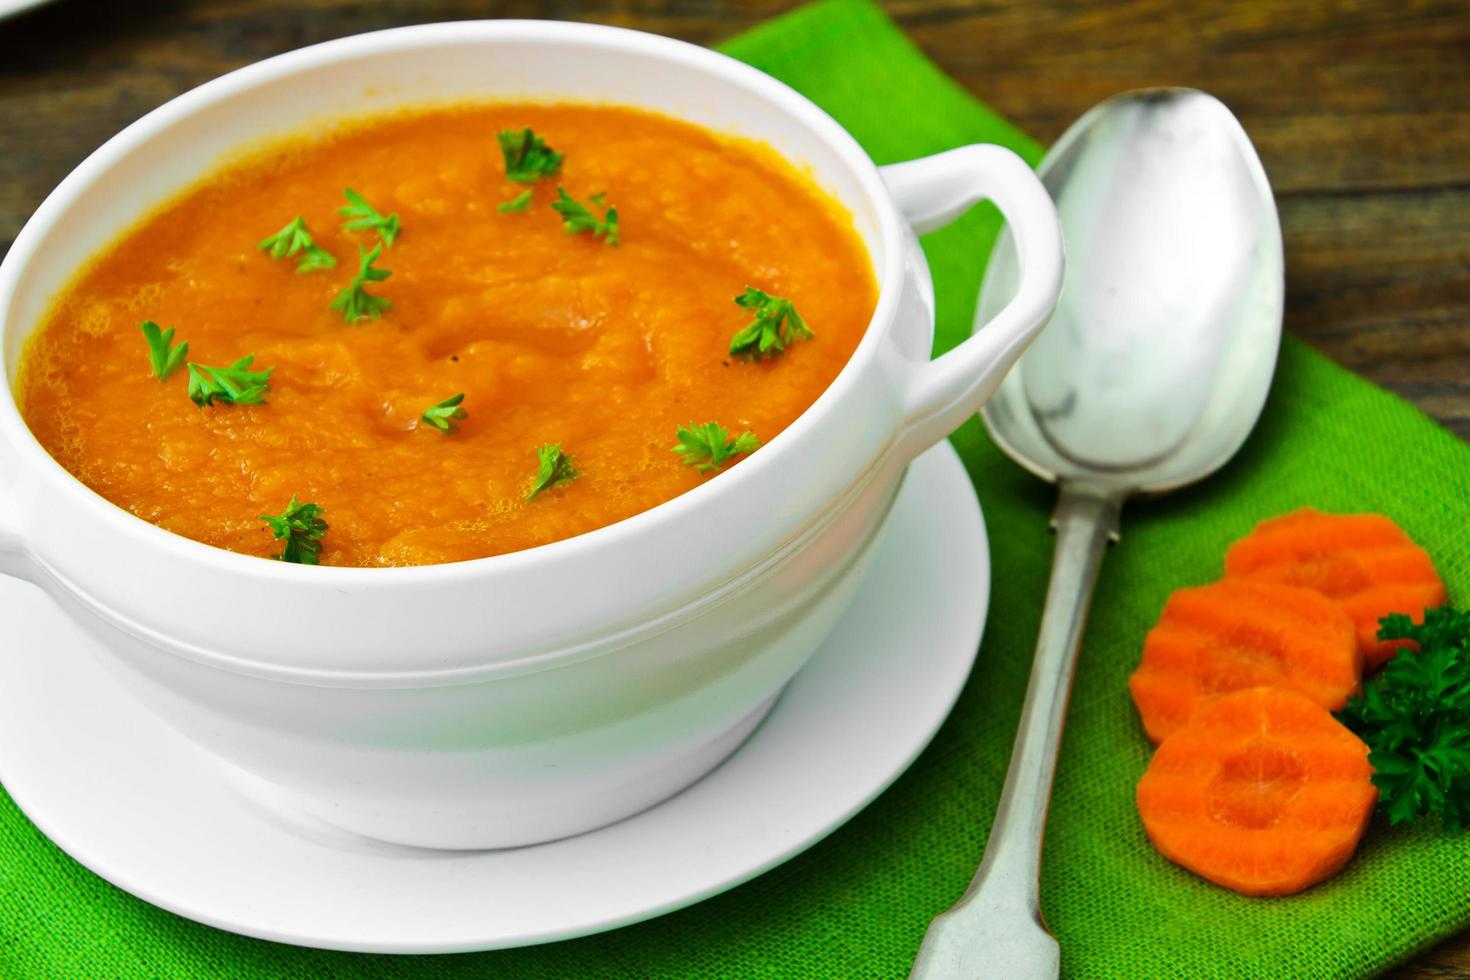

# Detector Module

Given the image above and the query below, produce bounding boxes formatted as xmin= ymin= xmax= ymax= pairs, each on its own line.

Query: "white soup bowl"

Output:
xmin=0 ymin=20 xmax=1062 ymax=848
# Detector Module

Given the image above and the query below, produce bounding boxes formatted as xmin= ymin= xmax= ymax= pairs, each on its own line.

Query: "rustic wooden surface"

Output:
xmin=2 ymin=0 xmax=1467 ymax=974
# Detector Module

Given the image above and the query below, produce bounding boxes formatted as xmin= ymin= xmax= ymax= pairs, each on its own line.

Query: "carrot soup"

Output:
xmin=15 ymin=104 xmax=878 ymax=566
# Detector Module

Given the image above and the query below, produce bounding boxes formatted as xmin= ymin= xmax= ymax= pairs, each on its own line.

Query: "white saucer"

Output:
xmin=0 ymin=442 xmax=988 ymax=954
xmin=0 ymin=0 xmax=56 ymax=21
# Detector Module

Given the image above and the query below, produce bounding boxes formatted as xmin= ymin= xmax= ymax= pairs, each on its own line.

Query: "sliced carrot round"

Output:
xmin=1224 ymin=507 xmax=1446 ymax=671
xmin=1128 ymin=579 xmax=1361 ymax=744
xmin=1136 ymin=686 xmax=1376 ymax=896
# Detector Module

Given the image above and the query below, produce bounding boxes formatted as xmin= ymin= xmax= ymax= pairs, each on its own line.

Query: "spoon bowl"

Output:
xmin=912 ymin=88 xmax=1282 ymax=979
xmin=981 ymin=88 xmax=1282 ymax=492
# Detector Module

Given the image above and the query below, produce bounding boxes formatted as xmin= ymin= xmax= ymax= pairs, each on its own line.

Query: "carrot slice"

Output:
xmin=1224 ymin=508 xmax=1446 ymax=670
xmin=1136 ymin=686 xmax=1376 ymax=896
xmin=1129 ymin=579 xmax=1360 ymax=744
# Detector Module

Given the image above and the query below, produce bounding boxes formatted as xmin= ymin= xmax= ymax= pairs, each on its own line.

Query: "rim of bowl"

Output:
xmin=0 ymin=19 xmax=907 ymax=587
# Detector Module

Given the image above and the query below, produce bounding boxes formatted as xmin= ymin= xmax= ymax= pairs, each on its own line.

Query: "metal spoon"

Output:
xmin=910 ymin=88 xmax=1283 ymax=979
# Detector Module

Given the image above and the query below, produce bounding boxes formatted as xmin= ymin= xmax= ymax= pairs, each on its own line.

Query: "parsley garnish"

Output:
xmin=259 ymin=496 xmax=328 ymax=565
xmin=499 ymin=128 xmax=563 ymax=183
xmin=1338 ymin=607 xmax=1470 ymax=830
xmin=186 ymin=356 xmax=272 ymax=407
xmin=672 ymin=422 xmax=761 ymax=473
xmin=140 ymin=320 xmax=188 ymax=381
xmin=421 ymin=393 xmax=468 ymax=435
xmin=329 ymin=243 xmax=393 ymax=322
xmin=338 ymin=188 xmax=400 ymax=248
xmin=729 ymin=287 xmax=812 ymax=359
xmin=257 ymin=216 xmax=337 ymax=273
xmin=527 ymin=443 xmax=578 ymax=500
xmin=552 ymin=188 xmax=619 ymax=245
xmin=498 ymin=189 xmax=533 ymax=214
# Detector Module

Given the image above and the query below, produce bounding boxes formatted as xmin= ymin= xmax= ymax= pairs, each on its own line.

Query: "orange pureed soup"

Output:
xmin=15 ymin=105 xmax=878 ymax=566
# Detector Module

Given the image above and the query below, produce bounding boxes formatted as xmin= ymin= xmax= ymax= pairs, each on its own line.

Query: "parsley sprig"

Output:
xmin=257 ymin=216 xmax=337 ymax=272
xmin=259 ymin=496 xmax=328 ymax=565
xmin=186 ymin=356 xmax=272 ymax=407
xmin=140 ymin=321 xmax=188 ymax=381
xmin=1338 ymin=607 xmax=1470 ymax=830
xmin=552 ymin=188 xmax=619 ymax=245
xmin=338 ymin=188 xmax=400 ymax=248
xmin=498 ymin=189 xmax=533 ymax=214
xmin=527 ymin=443 xmax=578 ymax=500
xmin=499 ymin=128 xmax=563 ymax=183
xmin=672 ymin=422 xmax=760 ymax=473
xmin=421 ymin=393 xmax=468 ymax=435
xmin=729 ymin=287 xmax=812 ymax=359
xmin=329 ymin=243 xmax=393 ymax=322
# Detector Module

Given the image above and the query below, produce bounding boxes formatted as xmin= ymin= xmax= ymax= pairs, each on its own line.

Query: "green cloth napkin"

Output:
xmin=5 ymin=1 xmax=1470 ymax=976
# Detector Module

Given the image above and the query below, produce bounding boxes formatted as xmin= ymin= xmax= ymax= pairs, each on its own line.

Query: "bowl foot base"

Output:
xmin=221 ymin=690 xmax=785 ymax=852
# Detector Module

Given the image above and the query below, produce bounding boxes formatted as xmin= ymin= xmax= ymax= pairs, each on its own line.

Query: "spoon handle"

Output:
xmin=911 ymin=484 xmax=1124 ymax=980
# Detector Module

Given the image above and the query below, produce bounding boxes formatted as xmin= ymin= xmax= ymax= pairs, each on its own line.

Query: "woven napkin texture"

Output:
xmin=4 ymin=1 xmax=1469 ymax=976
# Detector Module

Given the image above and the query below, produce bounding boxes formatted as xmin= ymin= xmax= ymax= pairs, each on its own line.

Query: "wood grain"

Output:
xmin=1 ymin=0 xmax=1467 ymax=974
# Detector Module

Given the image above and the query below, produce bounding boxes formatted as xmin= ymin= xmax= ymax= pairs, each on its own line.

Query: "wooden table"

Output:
xmin=2 ymin=0 xmax=1466 ymax=974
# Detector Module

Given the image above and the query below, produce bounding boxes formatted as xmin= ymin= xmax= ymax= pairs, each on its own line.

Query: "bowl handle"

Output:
xmin=881 ymin=144 xmax=1063 ymax=458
